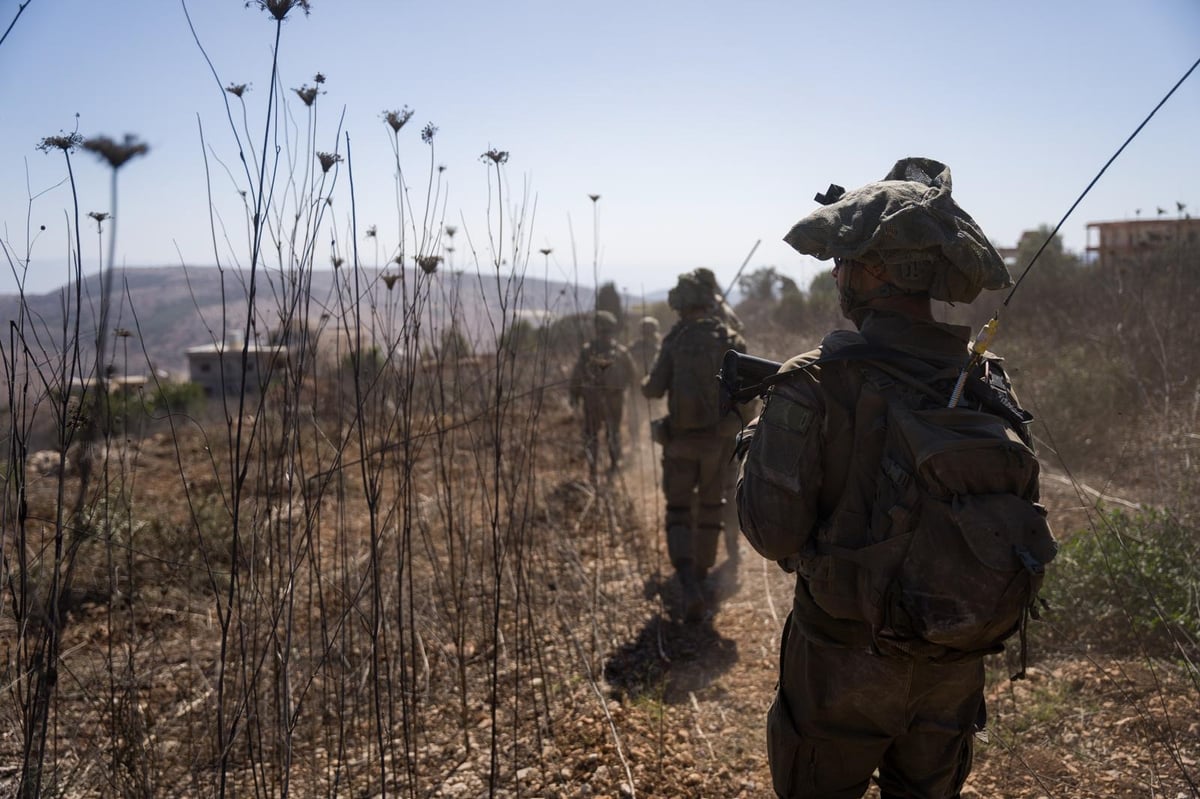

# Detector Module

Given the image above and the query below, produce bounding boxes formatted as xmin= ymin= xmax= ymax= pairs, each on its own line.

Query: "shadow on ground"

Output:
xmin=602 ymin=559 xmax=742 ymax=704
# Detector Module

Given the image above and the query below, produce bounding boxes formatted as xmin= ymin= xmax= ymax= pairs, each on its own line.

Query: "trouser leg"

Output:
xmin=661 ymin=452 xmax=697 ymax=567
xmin=582 ymin=406 xmax=601 ymax=479
xmin=694 ymin=434 xmax=734 ymax=573
xmin=769 ymin=614 xmax=984 ymax=798
xmin=662 ymin=446 xmax=706 ymax=614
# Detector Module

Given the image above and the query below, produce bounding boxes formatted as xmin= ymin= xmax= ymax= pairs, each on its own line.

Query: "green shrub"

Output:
xmin=149 ymin=380 xmax=205 ymax=416
xmin=1043 ymin=508 xmax=1199 ymax=659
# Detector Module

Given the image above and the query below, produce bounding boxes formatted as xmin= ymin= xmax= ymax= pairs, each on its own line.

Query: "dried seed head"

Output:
xmin=481 ymin=148 xmax=509 ymax=165
xmin=588 ymin=194 xmax=601 ymax=203
xmin=331 ymin=255 xmax=344 ymax=268
xmin=246 ymin=0 xmax=311 ymax=20
xmin=416 ymin=255 xmax=441 ymax=275
xmin=37 ymin=132 xmax=83 ymax=153
xmin=83 ymin=134 xmax=149 ymax=169
xmin=365 ymin=225 xmax=377 ymax=238
xmin=444 ymin=226 xmax=457 ymax=238
xmin=114 ymin=327 xmax=132 ymax=338
xmin=420 ymin=123 xmax=438 ymax=144
xmin=382 ymin=273 xmax=400 ymax=290
xmin=438 ymin=164 xmax=446 ymax=174
xmin=88 ymin=211 xmax=110 ymax=231
xmin=225 ymin=83 xmax=250 ymax=98
xmin=392 ymin=254 xmax=405 ymax=266
xmin=539 ymin=248 xmax=552 ymax=256
xmin=317 ymin=151 xmax=342 ymax=173
xmin=383 ymin=107 xmax=414 ymax=133
xmin=314 ymin=72 xmax=326 ymax=84
xmin=293 ymin=84 xmax=320 ymax=107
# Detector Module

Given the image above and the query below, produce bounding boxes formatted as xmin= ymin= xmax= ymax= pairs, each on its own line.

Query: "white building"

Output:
xmin=186 ymin=331 xmax=285 ymax=398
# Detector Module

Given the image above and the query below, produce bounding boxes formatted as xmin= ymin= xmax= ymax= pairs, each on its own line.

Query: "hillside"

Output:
xmin=0 ymin=264 xmax=608 ymax=376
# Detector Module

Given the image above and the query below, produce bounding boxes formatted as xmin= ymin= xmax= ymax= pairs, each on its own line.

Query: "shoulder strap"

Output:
xmin=756 ymin=344 xmax=1033 ymax=428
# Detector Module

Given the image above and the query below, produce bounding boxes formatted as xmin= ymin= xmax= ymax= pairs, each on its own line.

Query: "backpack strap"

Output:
xmin=754 ymin=343 xmax=1034 ymax=429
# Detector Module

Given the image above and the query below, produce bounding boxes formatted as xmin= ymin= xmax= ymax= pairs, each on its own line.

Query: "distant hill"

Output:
xmin=0 ymin=265 xmax=661 ymax=378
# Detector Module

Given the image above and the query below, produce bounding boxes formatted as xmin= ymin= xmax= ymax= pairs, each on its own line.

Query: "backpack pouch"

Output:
xmin=892 ymin=494 xmax=1053 ymax=652
xmin=897 ymin=407 xmax=1040 ymax=498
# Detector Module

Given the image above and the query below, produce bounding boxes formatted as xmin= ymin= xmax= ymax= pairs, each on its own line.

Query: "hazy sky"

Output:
xmin=1 ymin=0 xmax=1197 ymax=300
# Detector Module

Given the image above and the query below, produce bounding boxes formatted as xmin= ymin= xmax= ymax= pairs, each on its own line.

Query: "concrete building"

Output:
xmin=186 ymin=331 xmax=285 ymax=398
xmin=1086 ymin=217 xmax=1200 ymax=265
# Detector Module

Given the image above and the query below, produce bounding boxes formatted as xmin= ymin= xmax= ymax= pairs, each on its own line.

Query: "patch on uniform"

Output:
xmin=762 ymin=395 xmax=814 ymax=435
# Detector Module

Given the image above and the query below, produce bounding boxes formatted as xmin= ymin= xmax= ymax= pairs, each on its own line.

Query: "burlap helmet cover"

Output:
xmin=783 ymin=157 xmax=1012 ymax=303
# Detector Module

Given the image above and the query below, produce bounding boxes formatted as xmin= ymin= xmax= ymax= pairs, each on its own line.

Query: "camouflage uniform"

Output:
xmin=570 ymin=311 xmax=638 ymax=479
xmin=625 ymin=317 xmax=661 ymax=442
xmin=691 ymin=269 xmax=750 ymax=561
xmin=643 ymin=275 xmax=746 ymax=620
xmin=627 ymin=316 xmax=662 ymax=376
xmin=737 ymin=158 xmax=1019 ymax=798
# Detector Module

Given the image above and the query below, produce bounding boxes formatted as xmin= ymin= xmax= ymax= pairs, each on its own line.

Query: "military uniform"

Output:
xmin=643 ymin=278 xmax=746 ymax=619
xmin=570 ymin=313 xmax=638 ymax=479
xmin=737 ymin=158 xmax=1026 ymax=798
xmin=738 ymin=312 xmax=1009 ymax=798
xmin=625 ymin=317 xmax=661 ymax=442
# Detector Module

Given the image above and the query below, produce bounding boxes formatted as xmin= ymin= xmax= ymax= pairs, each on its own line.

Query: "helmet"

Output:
xmin=667 ymin=273 xmax=715 ymax=312
xmin=593 ymin=310 xmax=618 ymax=334
xmin=639 ymin=316 xmax=660 ymax=335
xmin=692 ymin=267 xmax=719 ymax=291
xmin=783 ymin=157 xmax=1011 ymax=304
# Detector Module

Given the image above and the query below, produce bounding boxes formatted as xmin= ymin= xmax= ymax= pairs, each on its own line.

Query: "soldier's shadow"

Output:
xmin=602 ymin=596 xmax=738 ymax=705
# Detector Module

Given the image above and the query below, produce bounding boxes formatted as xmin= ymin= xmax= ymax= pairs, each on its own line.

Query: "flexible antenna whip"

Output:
xmin=948 ymin=53 xmax=1200 ymax=407
xmin=1004 ymin=54 xmax=1200 ymax=305
xmin=722 ymin=239 xmax=762 ymax=301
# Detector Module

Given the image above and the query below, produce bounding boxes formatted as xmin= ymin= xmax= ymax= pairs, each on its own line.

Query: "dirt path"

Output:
xmin=583 ymin=428 xmax=797 ymax=797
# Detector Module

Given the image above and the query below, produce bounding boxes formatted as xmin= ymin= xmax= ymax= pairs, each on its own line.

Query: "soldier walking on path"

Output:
xmin=643 ymin=273 xmax=746 ymax=621
xmin=737 ymin=157 xmax=1055 ymax=798
xmin=570 ymin=310 xmax=638 ymax=482
xmin=625 ymin=315 xmax=661 ymax=444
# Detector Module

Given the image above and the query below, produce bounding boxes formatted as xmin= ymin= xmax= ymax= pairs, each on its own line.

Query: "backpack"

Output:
xmin=799 ymin=335 xmax=1057 ymax=666
xmin=667 ymin=318 xmax=737 ymax=431
xmin=578 ymin=340 xmax=630 ymax=393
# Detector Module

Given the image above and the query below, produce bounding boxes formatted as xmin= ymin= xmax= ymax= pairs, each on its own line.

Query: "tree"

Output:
xmin=734 ymin=267 xmax=803 ymax=331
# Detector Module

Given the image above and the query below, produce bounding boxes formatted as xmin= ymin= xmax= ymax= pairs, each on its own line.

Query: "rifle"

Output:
xmin=718 ymin=349 xmax=782 ymax=416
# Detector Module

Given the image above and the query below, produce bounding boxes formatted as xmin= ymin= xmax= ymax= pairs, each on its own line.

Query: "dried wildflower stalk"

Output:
xmin=246 ymin=0 xmax=312 ymax=20
xmin=83 ymin=134 xmax=149 ymax=169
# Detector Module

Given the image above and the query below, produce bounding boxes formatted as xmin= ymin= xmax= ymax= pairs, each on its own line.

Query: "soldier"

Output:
xmin=627 ymin=316 xmax=661 ymax=376
xmin=570 ymin=310 xmax=638 ymax=481
xmin=737 ymin=158 xmax=1040 ymax=798
xmin=625 ymin=316 xmax=661 ymax=442
xmin=642 ymin=273 xmax=746 ymax=621
xmin=691 ymin=268 xmax=752 ymax=563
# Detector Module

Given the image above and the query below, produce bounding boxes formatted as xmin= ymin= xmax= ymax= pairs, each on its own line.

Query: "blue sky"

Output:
xmin=1 ymin=0 xmax=1197 ymax=299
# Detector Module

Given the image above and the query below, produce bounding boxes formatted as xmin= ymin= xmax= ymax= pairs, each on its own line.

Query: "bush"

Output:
xmin=1043 ymin=508 xmax=1200 ymax=659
